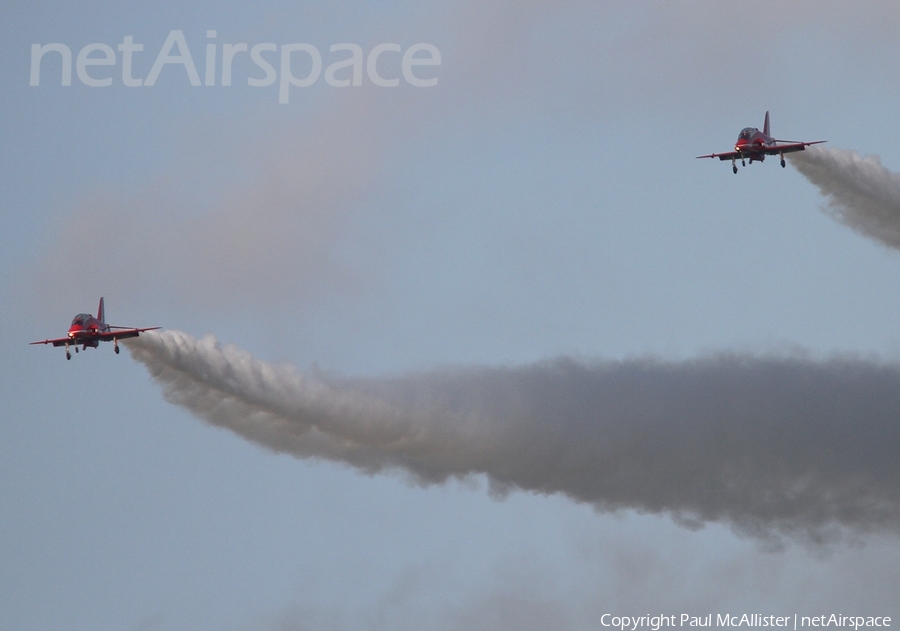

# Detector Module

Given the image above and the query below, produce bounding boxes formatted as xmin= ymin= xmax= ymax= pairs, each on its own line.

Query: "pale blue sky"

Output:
xmin=3 ymin=2 xmax=900 ymax=630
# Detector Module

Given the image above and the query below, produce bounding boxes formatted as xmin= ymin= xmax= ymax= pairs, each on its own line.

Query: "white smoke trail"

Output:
xmin=126 ymin=330 xmax=900 ymax=544
xmin=789 ymin=146 xmax=900 ymax=248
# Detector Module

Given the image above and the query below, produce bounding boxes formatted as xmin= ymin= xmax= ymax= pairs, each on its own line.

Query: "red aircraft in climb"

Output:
xmin=30 ymin=297 xmax=159 ymax=360
xmin=697 ymin=111 xmax=826 ymax=173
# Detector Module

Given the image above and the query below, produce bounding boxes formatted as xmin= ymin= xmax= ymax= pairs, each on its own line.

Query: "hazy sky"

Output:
xmin=4 ymin=2 xmax=900 ymax=630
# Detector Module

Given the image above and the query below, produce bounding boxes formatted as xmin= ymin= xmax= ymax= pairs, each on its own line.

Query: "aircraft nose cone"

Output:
xmin=68 ymin=325 xmax=83 ymax=337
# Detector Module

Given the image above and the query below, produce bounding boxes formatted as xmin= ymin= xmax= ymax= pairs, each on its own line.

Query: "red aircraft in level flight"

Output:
xmin=697 ymin=111 xmax=826 ymax=173
xmin=30 ymin=297 xmax=159 ymax=360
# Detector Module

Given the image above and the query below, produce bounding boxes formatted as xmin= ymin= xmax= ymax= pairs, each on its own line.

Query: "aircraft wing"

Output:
xmin=29 ymin=337 xmax=73 ymax=347
xmin=29 ymin=327 xmax=160 ymax=347
xmin=761 ymin=140 xmax=827 ymax=156
xmin=696 ymin=140 xmax=826 ymax=161
xmin=100 ymin=326 xmax=161 ymax=340
xmin=696 ymin=151 xmax=742 ymax=161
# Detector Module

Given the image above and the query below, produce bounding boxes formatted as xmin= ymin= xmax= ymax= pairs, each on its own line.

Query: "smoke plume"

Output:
xmin=127 ymin=330 xmax=900 ymax=544
xmin=790 ymin=146 xmax=900 ymax=249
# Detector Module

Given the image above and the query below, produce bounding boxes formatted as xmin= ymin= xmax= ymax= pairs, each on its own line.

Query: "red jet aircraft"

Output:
xmin=697 ymin=111 xmax=825 ymax=173
xmin=30 ymin=297 xmax=159 ymax=360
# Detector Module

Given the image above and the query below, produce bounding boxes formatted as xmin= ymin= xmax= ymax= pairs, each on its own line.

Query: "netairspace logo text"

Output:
xmin=30 ymin=30 xmax=441 ymax=103
xmin=599 ymin=615 xmax=892 ymax=631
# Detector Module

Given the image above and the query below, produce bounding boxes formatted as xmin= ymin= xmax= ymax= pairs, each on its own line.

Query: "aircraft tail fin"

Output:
xmin=97 ymin=297 xmax=105 ymax=324
xmin=763 ymin=111 xmax=770 ymax=137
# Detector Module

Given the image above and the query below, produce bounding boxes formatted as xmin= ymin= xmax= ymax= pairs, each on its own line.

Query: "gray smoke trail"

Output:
xmin=789 ymin=145 xmax=900 ymax=248
xmin=127 ymin=330 xmax=900 ymax=544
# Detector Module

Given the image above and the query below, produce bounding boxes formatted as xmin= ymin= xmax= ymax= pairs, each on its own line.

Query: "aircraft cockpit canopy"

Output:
xmin=739 ymin=128 xmax=756 ymax=139
xmin=71 ymin=314 xmax=91 ymax=325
